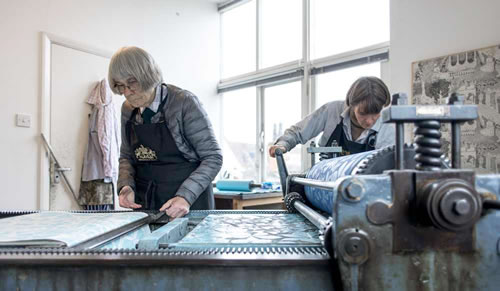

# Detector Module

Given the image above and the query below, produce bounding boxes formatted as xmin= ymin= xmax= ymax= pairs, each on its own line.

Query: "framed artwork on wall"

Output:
xmin=411 ymin=44 xmax=500 ymax=173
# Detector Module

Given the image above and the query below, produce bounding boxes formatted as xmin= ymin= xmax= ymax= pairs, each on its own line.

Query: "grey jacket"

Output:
xmin=117 ymin=84 xmax=222 ymax=206
xmin=275 ymin=101 xmax=395 ymax=151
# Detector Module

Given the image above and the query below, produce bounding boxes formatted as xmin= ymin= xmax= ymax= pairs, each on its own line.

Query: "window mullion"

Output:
xmin=256 ymin=0 xmax=262 ymax=70
xmin=256 ymin=86 xmax=265 ymax=183
xmin=301 ymin=0 xmax=312 ymax=171
xmin=256 ymin=0 xmax=265 ymax=182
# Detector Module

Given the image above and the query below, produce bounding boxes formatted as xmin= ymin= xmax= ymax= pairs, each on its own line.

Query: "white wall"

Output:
xmin=0 ymin=0 xmax=220 ymax=210
xmin=390 ymin=0 xmax=500 ymax=95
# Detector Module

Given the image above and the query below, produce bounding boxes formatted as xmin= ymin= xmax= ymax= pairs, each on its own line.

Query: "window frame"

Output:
xmin=218 ymin=0 xmax=390 ymax=182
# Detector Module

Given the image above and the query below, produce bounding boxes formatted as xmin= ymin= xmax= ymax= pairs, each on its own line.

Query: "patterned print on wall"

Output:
xmin=411 ymin=44 xmax=500 ymax=173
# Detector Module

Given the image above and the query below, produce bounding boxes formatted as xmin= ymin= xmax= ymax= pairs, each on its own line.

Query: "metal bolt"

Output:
xmin=345 ymin=237 xmax=363 ymax=256
xmin=453 ymin=199 xmax=471 ymax=216
xmin=345 ymin=182 xmax=363 ymax=201
xmin=338 ymin=229 xmax=371 ymax=264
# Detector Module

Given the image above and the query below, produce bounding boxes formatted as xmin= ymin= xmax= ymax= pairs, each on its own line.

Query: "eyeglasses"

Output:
xmin=114 ymin=80 xmax=140 ymax=94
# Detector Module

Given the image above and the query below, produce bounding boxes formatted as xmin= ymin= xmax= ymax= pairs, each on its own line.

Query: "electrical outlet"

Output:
xmin=16 ymin=113 xmax=31 ymax=128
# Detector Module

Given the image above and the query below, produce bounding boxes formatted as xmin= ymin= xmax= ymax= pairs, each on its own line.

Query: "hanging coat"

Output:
xmin=79 ymin=79 xmax=119 ymax=205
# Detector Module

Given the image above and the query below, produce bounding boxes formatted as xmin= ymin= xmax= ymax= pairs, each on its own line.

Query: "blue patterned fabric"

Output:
xmin=305 ymin=149 xmax=380 ymax=214
xmin=172 ymin=214 xmax=320 ymax=248
xmin=0 ymin=212 xmax=148 ymax=248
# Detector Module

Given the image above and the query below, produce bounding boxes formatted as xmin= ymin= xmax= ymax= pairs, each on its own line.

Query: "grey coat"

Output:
xmin=275 ymin=101 xmax=395 ymax=151
xmin=117 ymin=84 xmax=222 ymax=206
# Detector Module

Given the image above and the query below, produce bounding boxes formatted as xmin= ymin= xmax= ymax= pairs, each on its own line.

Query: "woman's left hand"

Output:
xmin=159 ymin=196 xmax=190 ymax=220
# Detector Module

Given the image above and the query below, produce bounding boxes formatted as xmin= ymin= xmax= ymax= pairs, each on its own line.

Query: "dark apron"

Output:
xmin=325 ymin=117 xmax=377 ymax=156
xmin=125 ymin=85 xmax=214 ymax=211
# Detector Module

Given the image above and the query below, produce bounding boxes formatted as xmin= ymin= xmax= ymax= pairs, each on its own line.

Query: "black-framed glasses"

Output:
xmin=114 ymin=80 xmax=140 ymax=93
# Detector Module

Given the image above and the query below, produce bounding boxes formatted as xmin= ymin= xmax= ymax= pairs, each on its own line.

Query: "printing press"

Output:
xmin=1 ymin=93 xmax=500 ymax=290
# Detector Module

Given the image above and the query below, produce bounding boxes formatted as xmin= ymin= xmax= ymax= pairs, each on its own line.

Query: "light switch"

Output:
xmin=16 ymin=113 xmax=31 ymax=128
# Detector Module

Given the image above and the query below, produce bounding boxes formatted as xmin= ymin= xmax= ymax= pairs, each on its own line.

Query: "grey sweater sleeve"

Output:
xmin=275 ymin=101 xmax=340 ymax=151
xmin=117 ymin=102 xmax=136 ymax=192
xmin=175 ymin=94 xmax=223 ymax=205
xmin=375 ymin=122 xmax=396 ymax=149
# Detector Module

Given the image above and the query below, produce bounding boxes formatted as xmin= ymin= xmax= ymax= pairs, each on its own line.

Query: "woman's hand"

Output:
xmin=160 ymin=196 xmax=190 ymax=220
xmin=268 ymin=145 xmax=287 ymax=158
xmin=118 ymin=186 xmax=142 ymax=209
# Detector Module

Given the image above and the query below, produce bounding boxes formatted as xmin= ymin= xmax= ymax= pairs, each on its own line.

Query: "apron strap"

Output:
xmin=325 ymin=118 xmax=344 ymax=147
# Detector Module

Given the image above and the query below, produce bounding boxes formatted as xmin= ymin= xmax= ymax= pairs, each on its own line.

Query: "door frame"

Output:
xmin=39 ymin=32 xmax=113 ymax=210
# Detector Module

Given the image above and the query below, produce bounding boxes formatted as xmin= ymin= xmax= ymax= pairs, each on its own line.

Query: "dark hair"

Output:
xmin=345 ymin=76 xmax=391 ymax=114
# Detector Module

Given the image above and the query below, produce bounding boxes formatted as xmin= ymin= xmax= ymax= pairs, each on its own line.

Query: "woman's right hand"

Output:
xmin=119 ymin=186 xmax=142 ymax=209
xmin=268 ymin=145 xmax=287 ymax=158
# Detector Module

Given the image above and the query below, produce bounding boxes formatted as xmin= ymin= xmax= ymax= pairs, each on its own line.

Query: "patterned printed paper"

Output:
xmin=0 ymin=212 xmax=148 ymax=247
xmin=174 ymin=214 xmax=320 ymax=247
xmin=412 ymin=44 xmax=500 ymax=173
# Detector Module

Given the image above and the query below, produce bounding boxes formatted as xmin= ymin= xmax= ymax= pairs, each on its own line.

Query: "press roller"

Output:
xmin=213 ymin=179 xmax=260 ymax=192
xmin=304 ymin=145 xmax=418 ymax=213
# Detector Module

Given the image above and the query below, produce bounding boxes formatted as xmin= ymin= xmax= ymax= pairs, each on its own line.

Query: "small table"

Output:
xmin=213 ymin=188 xmax=284 ymax=210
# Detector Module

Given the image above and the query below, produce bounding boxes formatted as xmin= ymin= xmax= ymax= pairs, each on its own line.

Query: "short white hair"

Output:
xmin=108 ymin=46 xmax=163 ymax=94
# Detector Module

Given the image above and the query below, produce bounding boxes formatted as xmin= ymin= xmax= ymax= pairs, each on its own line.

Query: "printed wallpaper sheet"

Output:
xmin=174 ymin=214 xmax=320 ymax=247
xmin=0 ymin=211 xmax=148 ymax=247
xmin=412 ymin=44 xmax=500 ymax=173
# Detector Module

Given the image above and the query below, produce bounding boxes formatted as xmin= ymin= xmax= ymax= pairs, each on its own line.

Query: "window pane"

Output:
xmin=261 ymin=0 xmax=302 ymax=68
xmin=221 ymin=1 xmax=256 ymax=78
xmin=316 ymin=62 xmax=381 ymax=109
xmin=222 ymin=88 xmax=257 ymax=180
xmin=311 ymin=0 xmax=389 ymax=60
xmin=265 ymin=81 xmax=302 ymax=181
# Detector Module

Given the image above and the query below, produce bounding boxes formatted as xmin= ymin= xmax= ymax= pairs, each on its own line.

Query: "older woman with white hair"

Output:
xmin=109 ymin=46 xmax=222 ymax=219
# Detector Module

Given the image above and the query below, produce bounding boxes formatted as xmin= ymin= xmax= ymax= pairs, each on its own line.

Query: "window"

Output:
xmin=316 ymin=62 xmax=382 ymax=108
xmin=218 ymin=0 xmax=390 ymax=183
xmin=221 ymin=87 xmax=257 ymax=180
xmin=221 ymin=0 xmax=256 ymax=78
xmin=261 ymin=0 xmax=302 ymax=68
xmin=310 ymin=0 xmax=390 ymax=60
xmin=264 ymin=81 xmax=302 ymax=181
